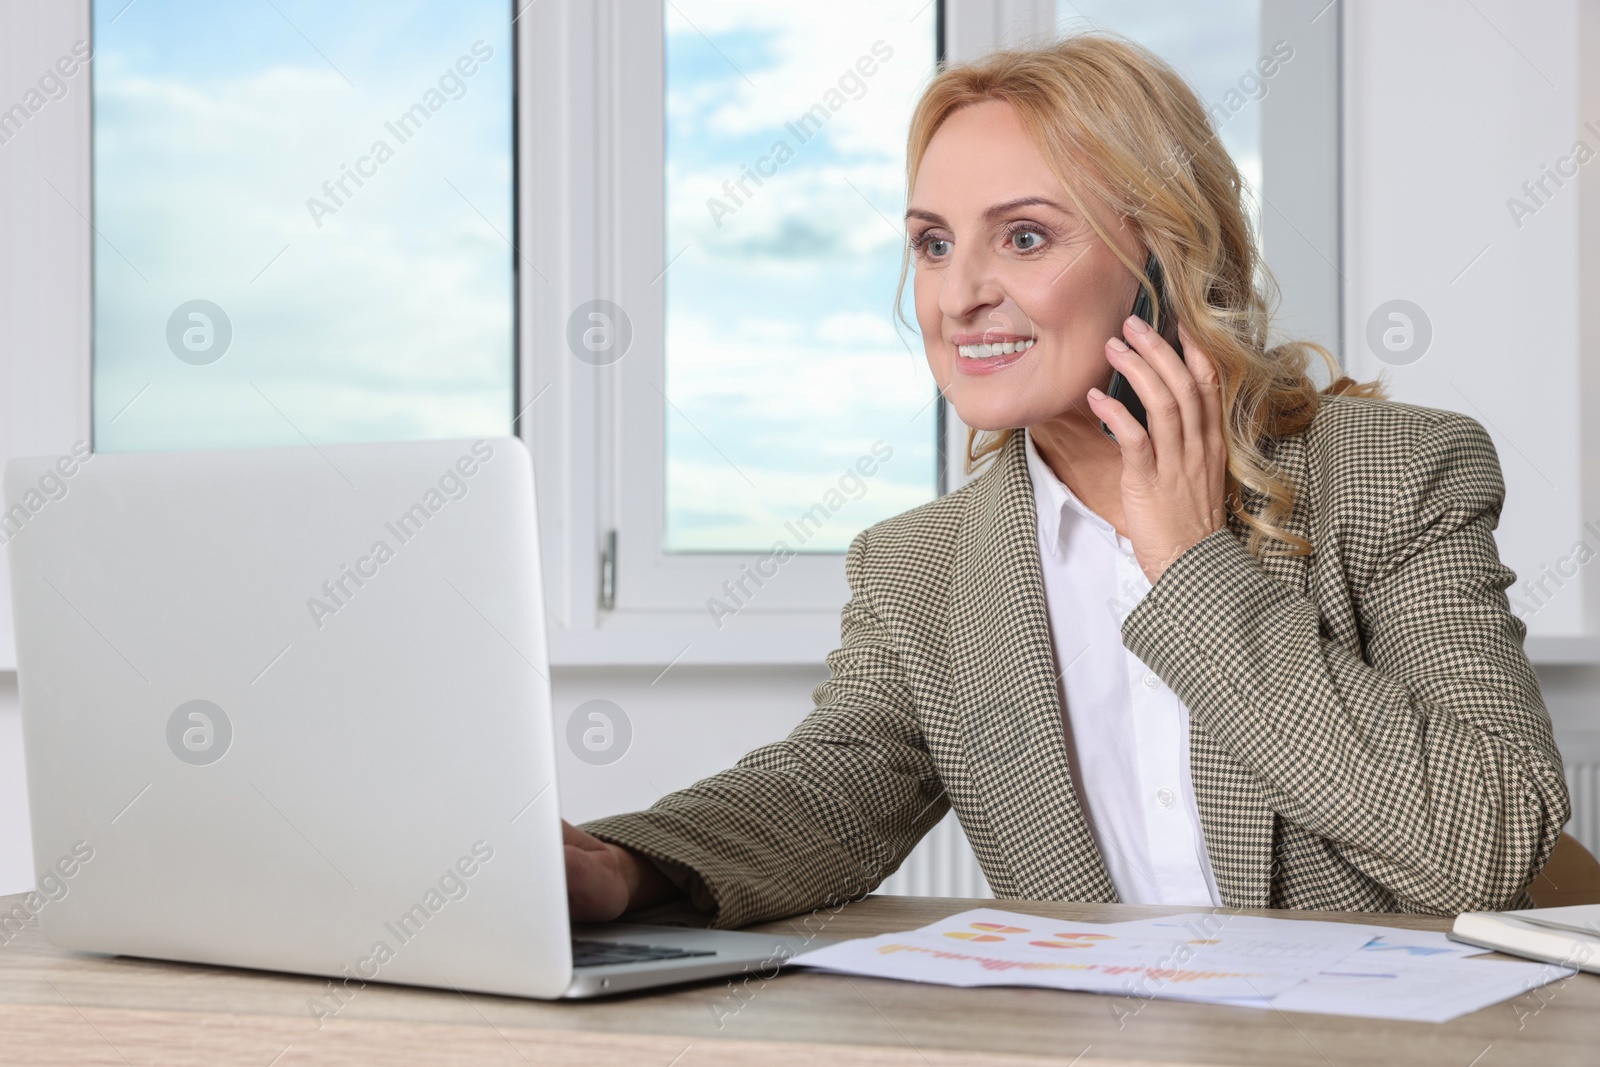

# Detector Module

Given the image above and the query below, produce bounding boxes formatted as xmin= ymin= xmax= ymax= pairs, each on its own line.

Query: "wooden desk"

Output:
xmin=1 ymin=892 xmax=1595 ymax=1066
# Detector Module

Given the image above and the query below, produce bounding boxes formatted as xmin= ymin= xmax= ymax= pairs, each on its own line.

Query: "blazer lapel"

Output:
xmin=949 ymin=432 xmax=1118 ymax=903
xmin=1187 ymin=433 xmax=1312 ymax=908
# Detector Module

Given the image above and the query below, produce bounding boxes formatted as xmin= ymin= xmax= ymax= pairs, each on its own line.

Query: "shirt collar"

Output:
xmin=1023 ymin=428 xmax=1116 ymax=556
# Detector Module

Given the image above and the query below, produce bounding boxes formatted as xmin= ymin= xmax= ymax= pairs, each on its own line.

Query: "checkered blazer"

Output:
xmin=584 ymin=394 xmax=1571 ymax=928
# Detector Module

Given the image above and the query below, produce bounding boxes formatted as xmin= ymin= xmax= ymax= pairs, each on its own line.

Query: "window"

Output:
xmin=90 ymin=1 xmax=514 ymax=453
xmin=1056 ymin=0 xmax=1266 ymax=236
xmin=538 ymin=0 xmax=945 ymax=638
xmin=660 ymin=2 xmax=941 ymax=554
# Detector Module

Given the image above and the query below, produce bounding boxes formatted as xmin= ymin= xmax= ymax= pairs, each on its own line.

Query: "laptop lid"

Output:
xmin=4 ymin=437 xmax=573 ymax=998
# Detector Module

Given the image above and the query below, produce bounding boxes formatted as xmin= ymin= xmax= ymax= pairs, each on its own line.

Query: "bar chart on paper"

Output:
xmin=790 ymin=908 xmax=1378 ymax=1000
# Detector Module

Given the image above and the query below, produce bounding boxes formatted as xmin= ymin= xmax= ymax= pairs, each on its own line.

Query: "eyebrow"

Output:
xmin=904 ymin=196 xmax=1077 ymax=226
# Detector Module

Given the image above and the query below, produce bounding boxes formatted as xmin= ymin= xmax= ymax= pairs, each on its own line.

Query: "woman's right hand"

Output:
xmin=563 ymin=819 xmax=680 ymax=921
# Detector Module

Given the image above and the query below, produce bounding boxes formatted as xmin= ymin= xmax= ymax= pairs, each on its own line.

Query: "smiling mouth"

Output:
xmin=957 ymin=337 xmax=1036 ymax=360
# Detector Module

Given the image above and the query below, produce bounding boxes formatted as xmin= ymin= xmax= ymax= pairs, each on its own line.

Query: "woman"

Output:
xmin=563 ymin=33 xmax=1571 ymax=926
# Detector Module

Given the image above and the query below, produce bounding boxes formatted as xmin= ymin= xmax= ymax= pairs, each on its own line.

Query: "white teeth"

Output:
xmin=958 ymin=338 xmax=1035 ymax=359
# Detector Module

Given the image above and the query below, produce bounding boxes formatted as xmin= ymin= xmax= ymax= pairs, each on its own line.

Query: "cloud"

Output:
xmin=92 ymin=29 xmax=514 ymax=451
xmin=815 ymin=311 xmax=901 ymax=346
xmin=667 ymin=0 xmax=937 ymax=163
xmin=671 ymin=159 xmax=910 ymax=263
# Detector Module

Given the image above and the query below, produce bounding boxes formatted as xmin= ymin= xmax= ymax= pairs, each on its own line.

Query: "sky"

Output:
xmin=661 ymin=0 xmax=942 ymax=552
xmin=91 ymin=0 xmax=514 ymax=454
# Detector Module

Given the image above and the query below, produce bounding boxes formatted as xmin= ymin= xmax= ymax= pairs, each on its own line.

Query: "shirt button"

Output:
xmin=1156 ymin=788 xmax=1176 ymax=809
xmin=1142 ymin=671 xmax=1160 ymax=689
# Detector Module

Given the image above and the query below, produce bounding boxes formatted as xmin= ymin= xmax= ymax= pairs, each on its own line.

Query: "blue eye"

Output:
xmin=925 ymin=237 xmax=951 ymax=257
xmin=1011 ymin=229 xmax=1043 ymax=251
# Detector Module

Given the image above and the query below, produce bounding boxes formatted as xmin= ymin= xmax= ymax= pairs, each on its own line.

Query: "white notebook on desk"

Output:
xmin=1450 ymin=904 xmax=1600 ymax=973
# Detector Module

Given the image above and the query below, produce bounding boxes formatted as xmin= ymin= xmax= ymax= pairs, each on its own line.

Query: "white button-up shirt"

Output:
xmin=1023 ymin=429 xmax=1221 ymax=906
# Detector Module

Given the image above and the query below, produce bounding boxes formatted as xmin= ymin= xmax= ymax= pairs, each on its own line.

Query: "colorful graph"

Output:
xmin=1026 ymin=931 xmax=1117 ymax=949
xmin=941 ymin=922 xmax=1127 ymax=950
xmin=944 ymin=922 xmax=1031 ymax=943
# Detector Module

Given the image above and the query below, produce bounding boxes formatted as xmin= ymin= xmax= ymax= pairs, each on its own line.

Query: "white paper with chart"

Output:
xmin=787 ymin=908 xmax=1575 ymax=1021
xmin=789 ymin=907 xmax=1380 ymax=1000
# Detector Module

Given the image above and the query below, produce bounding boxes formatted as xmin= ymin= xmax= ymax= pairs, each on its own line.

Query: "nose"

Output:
xmin=938 ymin=241 xmax=1005 ymax=325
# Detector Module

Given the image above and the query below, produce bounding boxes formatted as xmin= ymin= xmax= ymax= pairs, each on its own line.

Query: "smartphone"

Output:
xmin=1101 ymin=251 xmax=1185 ymax=442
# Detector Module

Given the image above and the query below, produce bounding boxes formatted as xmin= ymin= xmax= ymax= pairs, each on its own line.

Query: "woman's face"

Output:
xmin=907 ymin=99 xmax=1145 ymax=433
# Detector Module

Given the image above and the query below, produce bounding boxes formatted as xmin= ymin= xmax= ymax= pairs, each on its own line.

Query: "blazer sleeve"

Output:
xmin=579 ymin=528 xmax=951 ymax=929
xmin=1119 ymin=410 xmax=1570 ymax=914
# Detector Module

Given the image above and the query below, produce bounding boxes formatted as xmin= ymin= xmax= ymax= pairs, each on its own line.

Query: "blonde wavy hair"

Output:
xmin=895 ymin=32 xmax=1387 ymax=559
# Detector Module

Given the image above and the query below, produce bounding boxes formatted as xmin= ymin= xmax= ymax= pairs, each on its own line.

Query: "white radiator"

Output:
xmin=876 ymin=766 xmax=1600 ymax=900
xmin=878 ymin=811 xmax=992 ymax=898
xmin=1567 ymin=762 xmax=1600 ymax=858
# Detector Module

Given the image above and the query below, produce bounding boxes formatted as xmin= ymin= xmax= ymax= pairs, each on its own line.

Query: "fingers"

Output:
xmin=1118 ymin=314 xmax=1201 ymax=461
xmin=1089 ymin=314 xmax=1228 ymax=498
xmin=563 ymin=819 xmax=608 ymax=854
xmin=1087 ymin=384 xmax=1151 ymax=468
xmin=565 ymin=840 xmax=629 ymax=921
xmin=565 ymin=819 xmax=624 ymax=921
xmin=1102 ymin=334 xmax=1170 ymax=468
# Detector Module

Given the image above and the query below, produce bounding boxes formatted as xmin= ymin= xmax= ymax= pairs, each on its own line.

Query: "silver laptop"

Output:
xmin=3 ymin=437 xmax=810 ymax=999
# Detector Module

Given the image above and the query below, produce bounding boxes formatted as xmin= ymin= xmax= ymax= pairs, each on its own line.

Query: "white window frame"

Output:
xmin=521 ymin=0 xmax=952 ymax=666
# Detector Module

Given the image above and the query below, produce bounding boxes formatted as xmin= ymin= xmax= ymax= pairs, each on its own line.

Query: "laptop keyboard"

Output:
xmin=572 ymin=938 xmax=717 ymax=969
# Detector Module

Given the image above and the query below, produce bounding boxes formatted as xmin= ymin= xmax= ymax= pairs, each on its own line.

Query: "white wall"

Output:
xmin=0 ymin=0 xmax=93 ymax=672
xmin=1344 ymin=0 xmax=1595 ymax=643
xmin=551 ymin=665 xmax=819 ymax=823
xmin=0 ymin=674 xmax=28 ymax=891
